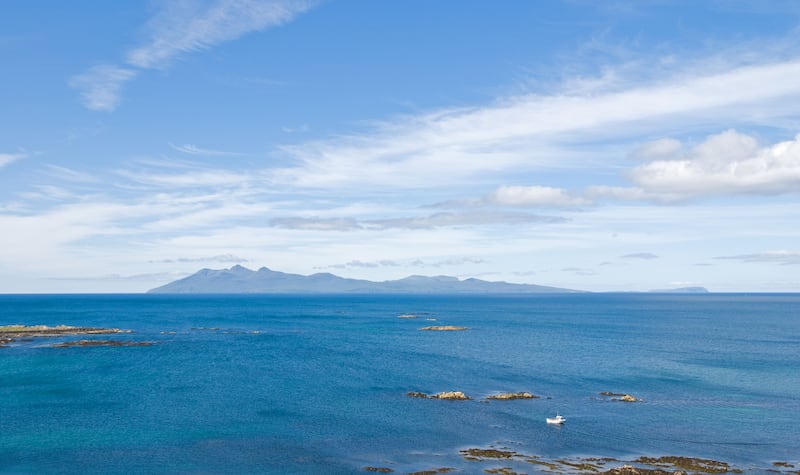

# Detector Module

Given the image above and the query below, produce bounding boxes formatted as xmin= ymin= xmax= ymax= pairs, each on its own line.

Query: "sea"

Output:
xmin=0 ymin=293 xmax=798 ymax=474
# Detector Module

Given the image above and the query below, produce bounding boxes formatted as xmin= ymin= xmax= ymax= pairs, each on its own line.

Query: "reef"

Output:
xmin=51 ymin=340 xmax=154 ymax=348
xmin=419 ymin=326 xmax=468 ymax=331
xmin=600 ymin=391 xmax=642 ymax=402
xmin=455 ymin=446 xmax=741 ymax=475
xmin=406 ymin=391 xmax=430 ymax=398
xmin=635 ymin=456 xmax=737 ymax=473
xmin=431 ymin=391 xmax=471 ymax=400
xmin=363 ymin=467 xmax=394 ymax=473
xmin=486 ymin=392 xmax=538 ymax=400
xmin=0 ymin=325 xmax=131 ymax=346
xmin=408 ymin=469 xmax=454 ymax=475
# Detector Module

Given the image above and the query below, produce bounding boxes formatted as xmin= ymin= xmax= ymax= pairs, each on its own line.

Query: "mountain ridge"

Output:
xmin=147 ymin=265 xmax=583 ymax=294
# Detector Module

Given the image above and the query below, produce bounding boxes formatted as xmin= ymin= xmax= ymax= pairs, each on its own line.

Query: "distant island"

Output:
xmin=649 ymin=287 xmax=709 ymax=293
xmin=147 ymin=265 xmax=582 ymax=294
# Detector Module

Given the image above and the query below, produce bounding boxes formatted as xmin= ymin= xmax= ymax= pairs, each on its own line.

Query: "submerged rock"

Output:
xmin=636 ymin=456 xmax=732 ymax=473
xmin=600 ymin=464 xmax=677 ymax=475
xmin=486 ymin=392 xmax=538 ymax=400
xmin=0 ymin=324 xmax=129 ymax=337
xmin=0 ymin=325 xmax=132 ymax=346
xmin=460 ymin=448 xmax=518 ymax=460
xmin=363 ymin=467 xmax=394 ymax=473
xmin=397 ymin=314 xmax=418 ymax=319
xmin=419 ymin=326 xmax=468 ymax=331
xmin=600 ymin=391 xmax=641 ymax=402
xmin=51 ymin=340 xmax=154 ymax=348
xmin=406 ymin=391 xmax=429 ymax=398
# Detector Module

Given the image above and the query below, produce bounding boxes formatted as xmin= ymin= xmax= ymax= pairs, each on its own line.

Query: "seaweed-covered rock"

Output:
xmin=406 ymin=392 xmax=429 ymax=398
xmin=431 ymin=391 xmax=471 ymax=400
xmin=636 ymin=456 xmax=731 ymax=473
xmin=363 ymin=467 xmax=394 ymax=473
xmin=460 ymin=448 xmax=517 ymax=460
xmin=487 ymin=392 xmax=538 ymax=400
xmin=51 ymin=340 xmax=154 ymax=348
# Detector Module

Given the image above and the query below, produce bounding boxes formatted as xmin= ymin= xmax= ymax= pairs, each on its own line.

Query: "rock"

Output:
xmin=408 ymin=469 xmax=454 ymax=475
xmin=460 ymin=448 xmax=518 ymax=460
xmin=0 ymin=325 xmax=132 ymax=346
xmin=636 ymin=456 xmax=731 ymax=473
xmin=364 ymin=467 xmax=394 ymax=473
xmin=599 ymin=464 xmax=675 ymax=475
xmin=431 ymin=391 xmax=471 ymax=400
xmin=486 ymin=392 xmax=539 ymax=400
xmin=406 ymin=392 xmax=429 ymax=398
xmin=600 ymin=391 xmax=641 ymax=402
xmin=397 ymin=314 xmax=418 ymax=319
xmin=419 ymin=326 xmax=468 ymax=331
xmin=51 ymin=340 xmax=154 ymax=348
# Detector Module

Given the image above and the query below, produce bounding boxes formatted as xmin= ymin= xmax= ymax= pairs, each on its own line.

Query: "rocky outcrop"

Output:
xmin=599 ymin=465 xmax=678 ymax=475
xmin=636 ymin=456 xmax=732 ymax=473
xmin=430 ymin=391 xmax=471 ymax=400
xmin=460 ymin=448 xmax=518 ymax=460
xmin=51 ymin=340 xmax=154 ymax=348
xmin=406 ymin=391 xmax=429 ymax=398
xmin=363 ymin=467 xmax=394 ymax=473
xmin=486 ymin=392 xmax=538 ymax=400
xmin=600 ymin=391 xmax=641 ymax=402
xmin=0 ymin=325 xmax=131 ymax=346
xmin=0 ymin=324 xmax=129 ymax=337
xmin=419 ymin=326 xmax=468 ymax=331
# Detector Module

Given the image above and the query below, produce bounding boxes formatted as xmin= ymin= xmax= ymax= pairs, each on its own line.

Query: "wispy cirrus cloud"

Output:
xmin=71 ymin=0 xmax=315 ymax=112
xmin=0 ymin=151 xmax=28 ymax=168
xmin=621 ymin=252 xmax=659 ymax=260
xmin=69 ymin=65 xmax=137 ymax=112
xmin=150 ymin=253 xmax=249 ymax=264
xmin=714 ymin=250 xmax=800 ymax=265
xmin=127 ymin=0 xmax=314 ymax=69
xmin=318 ymin=256 xmax=485 ymax=270
xmin=273 ymin=59 xmax=800 ymax=191
xmin=169 ymin=143 xmax=244 ymax=156
xmin=271 ymin=211 xmax=567 ymax=231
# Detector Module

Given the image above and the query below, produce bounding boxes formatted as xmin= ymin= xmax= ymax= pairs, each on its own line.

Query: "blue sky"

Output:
xmin=2 ymin=0 xmax=800 ymax=293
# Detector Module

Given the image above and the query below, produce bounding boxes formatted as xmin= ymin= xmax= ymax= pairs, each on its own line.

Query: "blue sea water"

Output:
xmin=0 ymin=293 xmax=798 ymax=474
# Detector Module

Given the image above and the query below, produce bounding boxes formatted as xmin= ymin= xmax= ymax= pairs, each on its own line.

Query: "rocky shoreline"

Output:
xmin=362 ymin=445 xmax=776 ymax=474
xmin=0 ymin=324 xmax=140 ymax=348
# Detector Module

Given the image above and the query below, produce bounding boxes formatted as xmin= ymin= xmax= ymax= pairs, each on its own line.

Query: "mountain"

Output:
xmin=147 ymin=265 xmax=582 ymax=294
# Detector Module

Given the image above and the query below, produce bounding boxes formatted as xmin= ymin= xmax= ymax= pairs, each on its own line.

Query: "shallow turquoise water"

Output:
xmin=1 ymin=293 xmax=798 ymax=473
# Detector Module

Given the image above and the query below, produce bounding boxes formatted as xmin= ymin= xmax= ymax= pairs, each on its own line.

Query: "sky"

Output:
xmin=2 ymin=0 xmax=800 ymax=293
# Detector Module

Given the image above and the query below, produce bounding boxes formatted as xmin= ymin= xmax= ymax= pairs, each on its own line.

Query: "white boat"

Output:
xmin=546 ymin=414 xmax=565 ymax=425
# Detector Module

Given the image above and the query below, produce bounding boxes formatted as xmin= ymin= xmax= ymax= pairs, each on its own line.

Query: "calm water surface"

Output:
xmin=1 ymin=293 xmax=798 ymax=473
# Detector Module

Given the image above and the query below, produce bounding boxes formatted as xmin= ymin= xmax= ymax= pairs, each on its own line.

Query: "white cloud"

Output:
xmin=0 ymin=152 xmax=27 ymax=168
xmin=488 ymin=185 xmax=590 ymax=207
xmin=628 ymin=130 xmax=800 ymax=198
xmin=69 ymin=65 xmax=137 ymax=112
xmin=274 ymin=59 xmax=800 ymax=191
xmin=630 ymin=138 xmax=682 ymax=161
